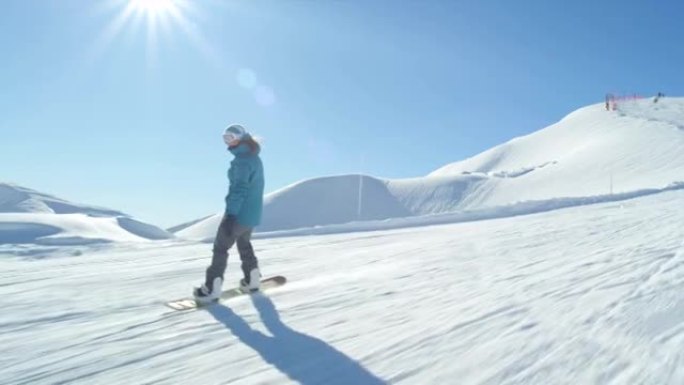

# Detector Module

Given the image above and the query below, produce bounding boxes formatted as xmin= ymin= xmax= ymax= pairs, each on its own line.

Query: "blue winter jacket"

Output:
xmin=225 ymin=141 xmax=264 ymax=227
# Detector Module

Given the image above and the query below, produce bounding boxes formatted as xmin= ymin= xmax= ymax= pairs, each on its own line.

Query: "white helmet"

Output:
xmin=223 ymin=124 xmax=247 ymax=144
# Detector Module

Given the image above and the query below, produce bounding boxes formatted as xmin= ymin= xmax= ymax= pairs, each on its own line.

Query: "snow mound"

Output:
xmin=261 ymin=175 xmax=411 ymax=232
xmin=167 ymin=214 xmax=215 ymax=234
xmin=177 ymin=175 xmax=411 ymax=240
xmin=175 ymin=214 xmax=222 ymax=241
xmin=0 ymin=183 xmax=125 ymax=216
xmin=0 ymin=213 xmax=173 ymax=245
xmin=0 ymin=221 xmax=61 ymax=244
xmin=0 ymin=184 xmax=174 ymax=245
xmin=116 ymin=217 xmax=176 ymax=241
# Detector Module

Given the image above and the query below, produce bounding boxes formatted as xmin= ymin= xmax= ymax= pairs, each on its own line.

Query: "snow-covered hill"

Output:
xmin=2 ymin=187 xmax=683 ymax=384
xmin=0 ymin=183 xmax=173 ymax=244
xmin=177 ymin=97 xmax=684 ymax=239
xmin=3 ymin=98 xmax=684 ymax=384
xmin=0 ymin=183 xmax=126 ymax=216
xmin=429 ymin=98 xmax=684 ymax=204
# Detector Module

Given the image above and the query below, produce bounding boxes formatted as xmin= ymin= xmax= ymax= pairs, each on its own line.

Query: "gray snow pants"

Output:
xmin=204 ymin=215 xmax=258 ymax=291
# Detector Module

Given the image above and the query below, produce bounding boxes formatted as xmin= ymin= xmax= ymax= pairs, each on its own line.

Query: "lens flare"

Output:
xmin=93 ymin=0 xmax=203 ymax=68
xmin=130 ymin=0 xmax=174 ymax=15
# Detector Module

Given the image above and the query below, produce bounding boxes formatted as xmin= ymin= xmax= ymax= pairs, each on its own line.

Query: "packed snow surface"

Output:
xmin=2 ymin=188 xmax=683 ymax=384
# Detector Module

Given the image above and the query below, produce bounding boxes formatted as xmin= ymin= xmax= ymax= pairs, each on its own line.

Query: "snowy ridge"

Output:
xmin=428 ymin=99 xmax=684 ymax=200
xmin=0 ymin=183 xmax=125 ymax=216
xmin=0 ymin=184 xmax=173 ymax=244
xmin=177 ymin=98 xmax=684 ymax=239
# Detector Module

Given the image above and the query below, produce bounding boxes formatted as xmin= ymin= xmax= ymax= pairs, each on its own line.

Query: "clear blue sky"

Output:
xmin=2 ymin=0 xmax=682 ymax=227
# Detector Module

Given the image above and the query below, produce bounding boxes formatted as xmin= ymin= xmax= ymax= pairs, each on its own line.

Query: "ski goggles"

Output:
xmin=223 ymin=133 xmax=241 ymax=144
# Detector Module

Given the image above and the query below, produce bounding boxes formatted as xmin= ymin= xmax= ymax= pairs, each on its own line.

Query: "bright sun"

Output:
xmin=96 ymin=0 xmax=204 ymax=66
xmin=130 ymin=0 xmax=174 ymax=15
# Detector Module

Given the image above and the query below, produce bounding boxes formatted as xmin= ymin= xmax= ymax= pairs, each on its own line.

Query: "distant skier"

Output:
xmin=605 ymin=93 xmax=614 ymax=111
xmin=654 ymin=92 xmax=664 ymax=103
xmin=194 ymin=124 xmax=265 ymax=304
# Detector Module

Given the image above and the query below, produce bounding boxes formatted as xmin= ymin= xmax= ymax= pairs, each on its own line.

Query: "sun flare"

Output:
xmin=130 ymin=0 xmax=175 ymax=15
xmin=97 ymin=0 xmax=189 ymax=54
xmin=94 ymin=0 xmax=214 ymax=70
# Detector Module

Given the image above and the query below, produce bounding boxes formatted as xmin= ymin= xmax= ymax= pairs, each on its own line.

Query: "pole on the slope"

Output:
xmin=358 ymin=154 xmax=365 ymax=219
xmin=610 ymin=172 xmax=614 ymax=195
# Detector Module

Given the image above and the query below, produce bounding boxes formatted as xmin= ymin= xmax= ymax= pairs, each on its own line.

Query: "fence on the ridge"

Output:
xmin=605 ymin=93 xmax=643 ymax=111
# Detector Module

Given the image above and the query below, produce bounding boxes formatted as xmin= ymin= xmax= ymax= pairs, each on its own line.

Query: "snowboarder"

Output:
xmin=194 ymin=124 xmax=265 ymax=304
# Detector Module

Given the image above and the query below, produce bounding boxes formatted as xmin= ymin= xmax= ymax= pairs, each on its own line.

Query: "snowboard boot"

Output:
xmin=239 ymin=268 xmax=261 ymax=293
xmin=193 ymin=277 xmax=223 ymax=304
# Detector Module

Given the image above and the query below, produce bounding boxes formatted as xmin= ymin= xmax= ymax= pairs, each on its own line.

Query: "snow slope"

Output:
xmin=178 ymin=175 xmax=413 ymax=239
xmin=1 ymin=187 xmax=683 ymax=384
xmin=166 ymin=214 xmax=214 ymax=233
xmin=0 ymin=184 xmax=173 ymax=244
xmin=429 ymin=98 xmax=684 ymax=203
xmin=177 ymin=97 xmax=684 ymax=239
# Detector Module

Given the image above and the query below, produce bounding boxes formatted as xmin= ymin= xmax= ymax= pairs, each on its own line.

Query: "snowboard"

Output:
xmin=165 ymin=275 xmax=287 ymax=311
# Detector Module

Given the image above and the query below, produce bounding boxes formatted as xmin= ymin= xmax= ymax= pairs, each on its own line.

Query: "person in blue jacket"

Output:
xmin=194 ymin=124 xmax=265 ymax=303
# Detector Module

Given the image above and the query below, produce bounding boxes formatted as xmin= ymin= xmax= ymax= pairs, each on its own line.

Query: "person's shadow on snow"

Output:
xmin=207 ymin=295 xmax=386 ymax=385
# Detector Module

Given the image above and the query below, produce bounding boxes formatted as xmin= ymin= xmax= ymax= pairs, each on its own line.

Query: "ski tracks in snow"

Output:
xmin=2 ymin=190 xmax=684 ymax=384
